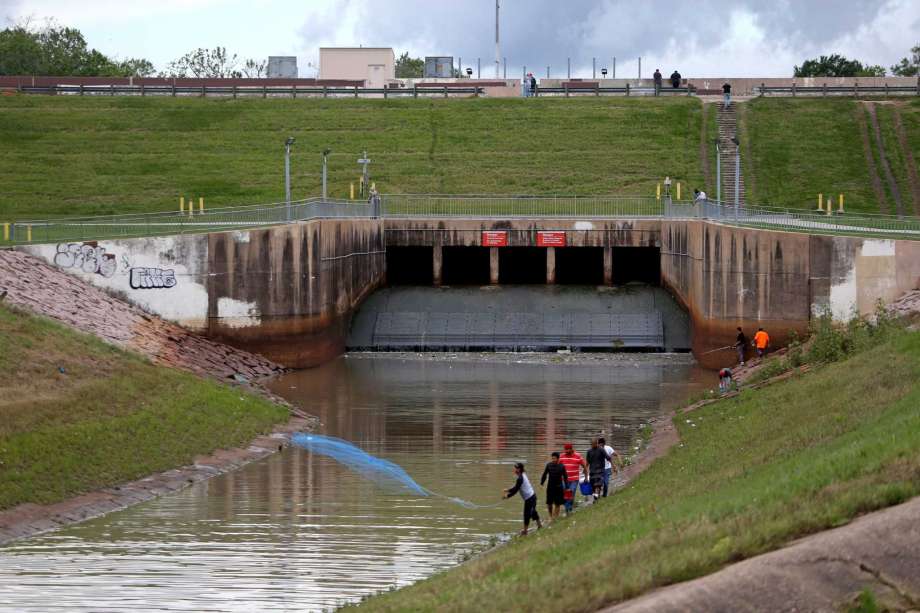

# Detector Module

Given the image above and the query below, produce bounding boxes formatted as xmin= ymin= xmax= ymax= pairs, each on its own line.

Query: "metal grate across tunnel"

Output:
xmin=360 ymin=311 xmax=664 ymax=351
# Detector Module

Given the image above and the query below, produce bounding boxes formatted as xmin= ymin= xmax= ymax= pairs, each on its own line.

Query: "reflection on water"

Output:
xmin=0 ymin=354 xmax=709 ymax=612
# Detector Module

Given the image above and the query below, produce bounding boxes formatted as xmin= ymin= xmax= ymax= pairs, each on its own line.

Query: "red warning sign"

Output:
xmin=481 ymin=230 xmax=508 ymax=247
xmin=536 ymin=231 xmax=566 ymax=247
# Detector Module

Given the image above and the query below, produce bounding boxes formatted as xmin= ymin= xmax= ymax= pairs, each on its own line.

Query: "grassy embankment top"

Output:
xmin=0 ymin=96 xmax=704 ymax=220
xmin=741 ymin=97 xmax=920 ymax=214
xmin=357 ymin=324 xmax=920 ymax=612
xmin=0 ymin=303 xmax=289 ymax=510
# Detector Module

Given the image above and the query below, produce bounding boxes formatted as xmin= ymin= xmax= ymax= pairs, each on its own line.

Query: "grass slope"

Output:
xmin=742 ymin=98 xmax=920 ymax=214
xmin=0 ymin=96 xmax=704 ymax=219
xmin=0 ymin=303 xmax=289 ymax=510
xmin=358 ymin=329 xmax=920 ymax=612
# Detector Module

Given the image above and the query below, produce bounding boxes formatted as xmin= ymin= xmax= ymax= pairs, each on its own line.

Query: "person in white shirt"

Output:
xmin=694 ymin=188 xmax=708 ymax=203
xmin=598 ymin=437 xmax=621 ymax=498
xmin=503 ymin=462 xmax=543 ymax=535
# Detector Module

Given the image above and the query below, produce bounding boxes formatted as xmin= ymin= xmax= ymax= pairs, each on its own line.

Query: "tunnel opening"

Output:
xmin=442 ymin=246 xmax=491 ymax=285
xmin=613 ymin=247 xmax=660 ymax=285
xmin=386 ymin=246 xmax=434 ymax=285
xmin=556 ymin=247 xmax=604 ymax=285
xmin=499 ymin=247 xmax=546 ymax=284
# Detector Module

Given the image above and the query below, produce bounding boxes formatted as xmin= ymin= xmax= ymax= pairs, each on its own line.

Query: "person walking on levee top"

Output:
xmin=503 ymin=462 xmax=542 ymax=535
xmin=540 ymin=452 xmax=569 ymax=521
xmin=653 ymin=68 xmax=662 ymax=96
xmin=559 ymin=442 xmax=587 ymax=515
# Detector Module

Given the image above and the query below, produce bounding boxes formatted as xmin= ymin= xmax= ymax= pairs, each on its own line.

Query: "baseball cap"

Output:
xmin=563 ymin=442 xmax=573 ymax=451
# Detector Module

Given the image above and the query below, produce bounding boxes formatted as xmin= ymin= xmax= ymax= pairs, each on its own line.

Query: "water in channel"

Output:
xmin=0 ymin=352 xmax=709 ymax=612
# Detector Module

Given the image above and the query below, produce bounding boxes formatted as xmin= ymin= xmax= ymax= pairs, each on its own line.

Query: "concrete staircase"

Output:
xmin=716 ymin=102 xmax=746 ymax=205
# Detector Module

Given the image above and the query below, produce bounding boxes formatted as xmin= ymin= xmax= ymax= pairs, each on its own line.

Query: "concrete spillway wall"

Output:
xmin=662 ymin=220 xmax=920 ymax=365
xmin=14 ymin=216 xmax=919 ymax=369
xmin=17 ymin=218 xmax=385 ymax=368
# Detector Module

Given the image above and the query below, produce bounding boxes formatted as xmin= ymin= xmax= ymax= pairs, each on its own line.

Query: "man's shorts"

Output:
xmin=546 ymin=486 xmax=565 ymax=507
xmin=590 ymin=473 xmax=604 ymax=490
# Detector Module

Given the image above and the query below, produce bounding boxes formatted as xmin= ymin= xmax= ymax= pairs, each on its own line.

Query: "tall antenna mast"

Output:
xmin=495 ymin=0 xmax=500 ymax=79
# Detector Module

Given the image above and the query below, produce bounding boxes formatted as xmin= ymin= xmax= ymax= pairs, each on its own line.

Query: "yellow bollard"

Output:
xmin=350 ymin=183 xmax=355 ymax=200
xmin=656 ymin=183 xmax=661 ymax=201
xmin=179 ymin=196 xmax=185 ymax=213
xmin=826 ymin=198 xmax=832 ymax=216
xmin=2 ymin=223 xmax=8 ymax=242
xmin=188 ymin=196 xmax=193 ymax=217
xmin=26 ymin=225 xmax=32 ymax=242
xmin=838 ymin=193 xmax=844 ymax=213
xmin=199 ymin=197 xmax=204 ymax=213
xmin=817 ymin=193 xmax=822 ymax=211
xmin=676 ymin=182 xmax=681 ymax=200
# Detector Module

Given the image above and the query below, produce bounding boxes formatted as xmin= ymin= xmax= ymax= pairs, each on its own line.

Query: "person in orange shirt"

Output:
xmin=753 ymin=327 xmax=770 ymax=359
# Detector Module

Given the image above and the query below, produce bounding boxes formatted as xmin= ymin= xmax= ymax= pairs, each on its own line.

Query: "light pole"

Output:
xmin=284 ymin=137 xmax=295 ymax=220
xmin=731 ymin=135 xmax=740 ymax=207
xmin=715 ymin=138 xmax=721 ymax=203
xmin=322 ymin=148 xmax=331 ymax=201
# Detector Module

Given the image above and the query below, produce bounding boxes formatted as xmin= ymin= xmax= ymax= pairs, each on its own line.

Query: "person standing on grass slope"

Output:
xmin=559 ymin=442 xmax=587 ymax=515
xmin=598 ymin=437 xmax=620 ymax=498
xmin=585 ymin=438 xmax=610 ymax=502
xmin=754 ymin=327 xmax=770 ymax=359
xmin=719 ymin=367 xmax=733 ymax=393
xmin=735 ymin=326 xmax=748 ymax=365
xmin=540 ymin=452 xmax=569 ymax=521
xmin=503 ymin=462 xmax=542 ymax=535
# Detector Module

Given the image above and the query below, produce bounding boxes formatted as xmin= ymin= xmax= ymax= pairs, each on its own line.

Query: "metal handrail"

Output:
xmin=6 ymin=195 xmax=920 ymax=246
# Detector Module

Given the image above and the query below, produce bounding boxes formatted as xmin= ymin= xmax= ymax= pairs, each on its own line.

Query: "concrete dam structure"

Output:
xmin=16 ymin=213 xmax=920 ymax=368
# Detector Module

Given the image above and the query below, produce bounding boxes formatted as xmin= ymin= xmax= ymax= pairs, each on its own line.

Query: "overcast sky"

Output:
xmin=1 ymin=0 xmax=917 ymax=77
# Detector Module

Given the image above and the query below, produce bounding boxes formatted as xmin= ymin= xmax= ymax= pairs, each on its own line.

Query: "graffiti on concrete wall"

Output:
xmin=130 ymin=267 xmax=177 ymax=290
xmin=54 ymin=242 xmax=117 ymax=278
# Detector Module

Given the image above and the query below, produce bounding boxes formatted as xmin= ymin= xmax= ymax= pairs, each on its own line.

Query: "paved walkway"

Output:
xmin=604 ymin=496 xmax=920 ymax=612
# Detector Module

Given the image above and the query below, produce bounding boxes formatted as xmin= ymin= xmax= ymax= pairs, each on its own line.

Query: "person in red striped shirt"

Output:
xmin=559 ymin=442 xmax=587 ymax=515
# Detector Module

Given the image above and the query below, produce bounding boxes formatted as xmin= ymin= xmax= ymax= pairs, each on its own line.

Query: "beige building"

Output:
xmin=319 ymin=47 xmax=395 ymax=87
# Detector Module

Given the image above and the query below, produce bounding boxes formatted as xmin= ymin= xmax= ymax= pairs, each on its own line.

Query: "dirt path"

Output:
xmin=604 ymin=496 xmax=920 ymax=612
xmin=892 ymin=105 xmax=920 ymax=216
xmin=857 ymin=103 xmax=890 ymax=214
xmin=865 ymin=102 xmax=904 ymax=216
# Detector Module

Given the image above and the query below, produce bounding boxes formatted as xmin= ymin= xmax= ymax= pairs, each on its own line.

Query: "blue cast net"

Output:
xmin=290 ymin=433 xmax=502 ymax=509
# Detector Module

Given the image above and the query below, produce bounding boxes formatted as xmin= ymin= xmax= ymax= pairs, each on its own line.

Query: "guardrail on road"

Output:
xmin=755 ymin=83 xmax=920 ymax=97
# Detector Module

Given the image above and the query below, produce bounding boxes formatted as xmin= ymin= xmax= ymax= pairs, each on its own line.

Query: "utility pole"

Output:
xmin=477 ymin=57 xmax=481 ymax=79
xmin=613 ymin=57 xmax=616 ymax=78
xmin=638 ymin=57 xmax=641 ymax=79
xmin=567 ymin=57 xmax=571 ymax=79
xmin=284 ymin=137 xmax=294 ymax=220
xmin=592 ymin=57 xmax=596 ymax=79
xmin=495 ymin=0 xmax=500 ymax=79
xmin=732 ymin=136 xmax=740 ymax=207
xmin=715 ymin=139 xmax=721 ymax=203
xmin=322 ymin=148 xmax=331 ymax=201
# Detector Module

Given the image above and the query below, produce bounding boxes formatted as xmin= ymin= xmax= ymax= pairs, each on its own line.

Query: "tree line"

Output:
xmin=1 ymin=21 xmax=917 ymax=79
xmin=0 ymin=21 xmax=266 ymax=78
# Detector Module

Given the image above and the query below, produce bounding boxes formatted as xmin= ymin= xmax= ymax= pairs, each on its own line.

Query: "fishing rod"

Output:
xmin=699 ymin=344 xmax=735 ymax=356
